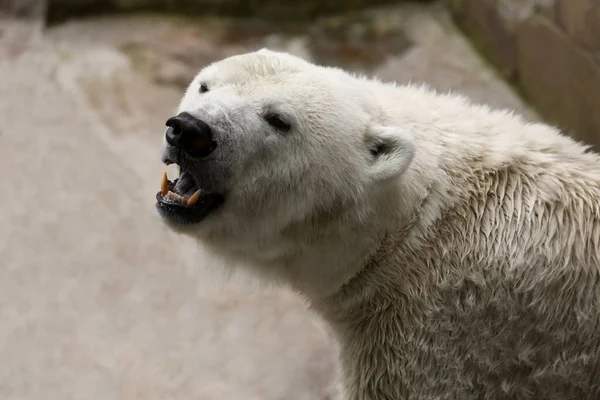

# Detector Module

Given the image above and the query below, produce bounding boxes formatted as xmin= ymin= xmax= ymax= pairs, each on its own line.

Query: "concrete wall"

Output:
xmin=448 ymin=0 xmax=600 ymax=151
xmin=0 ymin=0 xmax=46 ymax=18
xmin=5 ymin=0 xmax=596 ymax=151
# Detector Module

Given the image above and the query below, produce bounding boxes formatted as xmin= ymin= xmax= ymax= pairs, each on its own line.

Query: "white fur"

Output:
xmin=165 ymin=49 xmax=600 ymax=399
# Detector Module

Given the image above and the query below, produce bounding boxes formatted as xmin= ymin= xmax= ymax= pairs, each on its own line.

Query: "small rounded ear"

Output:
xmin=365 ymin=125 xmax=415 ymax=183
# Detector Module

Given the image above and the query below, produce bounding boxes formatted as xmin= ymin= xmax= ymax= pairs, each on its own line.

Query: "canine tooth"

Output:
xmin=161 ymin=172 xmax=169 ymax=196
xmin=166 ymin=191 xmax=184 ymax=203
xmin=186 ymin=189 xmax=201 ymax=206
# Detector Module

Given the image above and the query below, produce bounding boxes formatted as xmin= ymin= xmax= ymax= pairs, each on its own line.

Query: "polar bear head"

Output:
xmin=156 ymin=49 xmax=415 ymax=290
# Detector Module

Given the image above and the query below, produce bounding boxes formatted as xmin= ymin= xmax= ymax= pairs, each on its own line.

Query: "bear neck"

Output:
xmin=284 ymin=199 xmax=404 ymax=301
xmin=281 ymin=168 xmax=438 ymax=303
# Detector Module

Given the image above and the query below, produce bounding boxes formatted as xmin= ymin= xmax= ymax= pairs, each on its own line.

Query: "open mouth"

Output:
xmin=155 ymin=167 xmax=224 ymax=225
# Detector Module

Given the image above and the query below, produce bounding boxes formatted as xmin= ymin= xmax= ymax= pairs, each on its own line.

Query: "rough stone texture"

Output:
xmin=556 ymin=0 xmax=600 ymax=54
xmin=0 ymin=0 xmax=45 ymax=18
xmin=447 ymin=0 xmax=600 ymax=154
xmin=457 ymin=0 xmax=518 ymax=79
xmin=0 ymin=4 xmax=535 ymax=400
xmin=450 ymin=0 xmax=559 ymax=80
xmin=497 ymin=0 xmax=536 ymax=24
xmin=517 ymin=15 xmax=600 ymax=149
xmin=536 ymin=0 xmax=557 ymax=20
xmin=447 ymin=0 xmax=465 ymax=14
xmin=0 ymin=18 xmax=44 ymax=58
xmin=497 ymin=0 xmax=557 ymax=22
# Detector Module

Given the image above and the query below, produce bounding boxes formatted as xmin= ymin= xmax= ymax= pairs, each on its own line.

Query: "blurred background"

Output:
xmin=0 ymin=0 xmax=598 ymax=399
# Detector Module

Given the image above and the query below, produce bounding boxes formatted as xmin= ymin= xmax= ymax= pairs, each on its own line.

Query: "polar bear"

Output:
xmin=155 ymin=49 xmax=600 ymax=399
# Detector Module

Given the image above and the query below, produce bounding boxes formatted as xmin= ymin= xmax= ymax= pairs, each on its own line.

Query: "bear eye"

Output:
xmin=199 ymin=83 xmax=209 ymax=93
xmin=264 ymin=113 xmax=291 ymax=132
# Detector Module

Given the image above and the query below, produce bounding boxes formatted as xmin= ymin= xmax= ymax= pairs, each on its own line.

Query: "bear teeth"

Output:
xmin=160 ymin=172 xmax=201 ymax=206
xmin=186 ymin=189 xmax=201 ymax=206
xmin=166 ymin=190 xmax=185 ymax=203
xmin=161 ymin=172 xmax=169 ymax=196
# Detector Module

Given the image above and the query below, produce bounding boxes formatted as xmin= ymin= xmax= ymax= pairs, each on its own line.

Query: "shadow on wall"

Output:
xmin=44 ymin=0 xmax=437 ymax=24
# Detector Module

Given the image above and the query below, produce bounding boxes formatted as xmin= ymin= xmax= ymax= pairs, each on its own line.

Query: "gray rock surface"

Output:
xmin=0 ymin=0 xmax=45 ymax=19
xmin=0 ymin=3 xmax=536 ymax=400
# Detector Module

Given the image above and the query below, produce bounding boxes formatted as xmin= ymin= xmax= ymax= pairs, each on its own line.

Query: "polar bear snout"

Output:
xmin=155 ymin=112 xmax=226 ymax=226
xmin=165 ymin=112 xmax=217 ymax=159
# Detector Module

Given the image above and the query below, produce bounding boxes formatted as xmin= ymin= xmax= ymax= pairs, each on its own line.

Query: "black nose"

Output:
xmin=165 ymin=112 xmax=217 ymax=158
